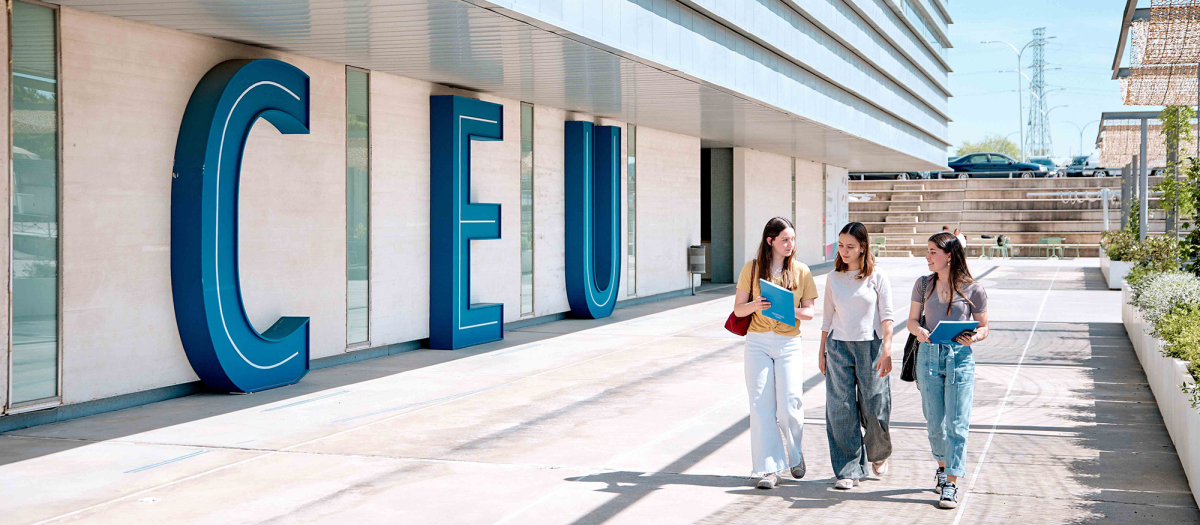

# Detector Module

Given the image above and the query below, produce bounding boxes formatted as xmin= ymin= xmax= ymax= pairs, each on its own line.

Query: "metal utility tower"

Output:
xmin=1025 ymin=27 xmax=1054 ymax=158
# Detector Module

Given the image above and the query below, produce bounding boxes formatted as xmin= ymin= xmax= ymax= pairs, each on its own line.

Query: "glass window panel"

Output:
xmin=11 ymin=1 xmax=60 ymax=404
xmin=346 ymin=68 xmax=369 ymax=345
xmin=627 ymin=126 xmax=636 ymax=296
xmin=520 ymin=103 xmax=534 ymax=316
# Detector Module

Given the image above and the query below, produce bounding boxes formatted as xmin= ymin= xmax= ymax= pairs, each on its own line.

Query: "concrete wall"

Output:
xmin=632 ymin=127 xmax=701 ymax=298
xmin=59 ymin=8 xmax=347 ymax=403
xmin=709 ymin=149 xmax=734 ymax=283
xmin=795 ymin=160 xmax=826 ymax=265
xmin=3 ymin=8 xmax=701 ymax=410
xmin=732 ymin=147 xmax=795 ymax=274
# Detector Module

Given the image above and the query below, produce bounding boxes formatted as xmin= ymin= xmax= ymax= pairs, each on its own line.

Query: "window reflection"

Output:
xmin=346 ymin=68 xmax=369 ymax=345
xmin=520 ymin=103 xmax=534 ymax=316
xmin=627 ymin=126 xmax=636 ymax=296
xmin=11 ymin=1 xmax=60 ymax=404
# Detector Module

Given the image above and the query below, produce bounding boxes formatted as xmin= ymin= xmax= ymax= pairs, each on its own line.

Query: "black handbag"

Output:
xmin=901 ymin=274 xmax=931 ymax=383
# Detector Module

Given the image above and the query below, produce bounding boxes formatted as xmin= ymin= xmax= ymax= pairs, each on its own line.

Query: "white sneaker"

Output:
xmin=756 ymin=473 xmax=779 ymax=489
xmin=834 ymin=478 xmax=859 ymax=490
xmin=872 ymin=459 xmax=889 ymax=476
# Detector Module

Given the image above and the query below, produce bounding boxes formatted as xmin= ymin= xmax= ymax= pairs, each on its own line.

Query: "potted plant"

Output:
xmin=1100 ymin=229 xmax=1138 ymax=290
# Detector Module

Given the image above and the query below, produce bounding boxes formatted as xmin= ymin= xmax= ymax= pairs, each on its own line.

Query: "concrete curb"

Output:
xmin=1123 ymin=283 xmax=1200 ymax=509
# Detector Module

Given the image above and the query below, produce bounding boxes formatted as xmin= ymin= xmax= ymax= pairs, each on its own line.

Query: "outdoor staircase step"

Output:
xmin=879 ymin=250 xmax=914 ymax=257
xmin=892 ymin=194 xmax=924 ymax=202
xmin=893 ymin=184 xmax=926 ymax=191
xmin=883 ymin=238 xmax=915 ymax=245
xmin=883 ymin=226 xmax=918 ymax=234
xmin=884 ymin=215 xmax=919 ymax=223
xmin=888 ymin=205 xmax=921 ymax=212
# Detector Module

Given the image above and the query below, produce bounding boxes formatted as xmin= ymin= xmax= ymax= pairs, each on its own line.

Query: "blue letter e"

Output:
xmin=170 ymin=59 xmax=311 ymax=393
xmin=565 ymin=122 xmax=622 ymax=319
xmin=429 ymin=95 xmax=504 ymax=349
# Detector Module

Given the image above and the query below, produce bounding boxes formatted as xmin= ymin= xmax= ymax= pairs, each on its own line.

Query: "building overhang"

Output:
xmin=51 ymin=0 xmax=946 ymax=172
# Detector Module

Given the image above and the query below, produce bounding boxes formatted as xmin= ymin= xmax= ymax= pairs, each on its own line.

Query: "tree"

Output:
xmin=954 ymin=133 xmax=1021 ymax=159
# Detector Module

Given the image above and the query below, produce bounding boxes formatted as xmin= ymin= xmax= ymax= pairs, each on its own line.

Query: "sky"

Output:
xmin=945 ymin=0 xmax=1153 ymax=159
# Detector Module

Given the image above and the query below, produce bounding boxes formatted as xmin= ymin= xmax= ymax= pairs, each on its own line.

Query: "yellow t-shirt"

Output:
xmin=736 ymin=259 xmax=820 ymax=337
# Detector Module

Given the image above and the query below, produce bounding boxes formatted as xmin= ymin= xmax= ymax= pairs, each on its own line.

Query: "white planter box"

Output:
xmin=1122 ymin=283 xmax=1200 ymax=509
xmin=1101 ymin=252 xmax=1133 ymax=290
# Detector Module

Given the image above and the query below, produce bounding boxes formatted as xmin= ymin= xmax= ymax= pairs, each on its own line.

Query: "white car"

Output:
xmin=1065 ymin=154 xmax=1108 ymax=177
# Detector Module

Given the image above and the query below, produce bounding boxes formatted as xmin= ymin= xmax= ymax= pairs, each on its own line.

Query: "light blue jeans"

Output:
xmin=917 ymin=342 xmax=976 ymax=478
xmin=825 ymin=336 xmax=892 ymax=480
xmin=744 ymin=331 xmax=805 ymax=476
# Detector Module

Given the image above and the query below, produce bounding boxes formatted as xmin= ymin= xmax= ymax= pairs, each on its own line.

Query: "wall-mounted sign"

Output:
xmin=564 ymin=122 xmax=622 ymax=319
xmin=171 ymin=59 xmax=311 ymax=393
xmin=429 ymin=95 xmax=504 ymax=349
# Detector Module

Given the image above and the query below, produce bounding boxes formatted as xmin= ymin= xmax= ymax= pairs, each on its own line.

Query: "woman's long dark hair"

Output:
xmin=754 ymin=217 xmax=797 ymax=290
xmin=928 ymin=231 xmax=974 ymax=315
xmin=834 ymin=222 xmax=875 ymax=279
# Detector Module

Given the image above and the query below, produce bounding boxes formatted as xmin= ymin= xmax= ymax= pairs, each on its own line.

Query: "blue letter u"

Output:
xmin=565 ymin=122 xmax=622 ymax=319
xmin=170 ymin=59 xmax=311 ymax=393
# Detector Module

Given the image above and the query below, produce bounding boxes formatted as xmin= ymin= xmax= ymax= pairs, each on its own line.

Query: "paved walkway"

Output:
xmin=2 ymin=259 xmax=1197 ymax=524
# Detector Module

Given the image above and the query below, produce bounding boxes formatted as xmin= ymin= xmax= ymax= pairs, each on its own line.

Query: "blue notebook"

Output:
xmin=758 ymin=279 xmax=796 ymax=327
xmin=928 ymin=321 xmax=980 ymax=344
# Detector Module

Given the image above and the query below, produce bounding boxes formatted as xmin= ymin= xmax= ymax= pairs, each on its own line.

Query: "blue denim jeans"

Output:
xmin=917 ymin=342 xmax=976 ymax=478
xmin=825 ymin=336 xmax=892 ymax=480
xmin=744 ymin=331 xmax=805 ymax=476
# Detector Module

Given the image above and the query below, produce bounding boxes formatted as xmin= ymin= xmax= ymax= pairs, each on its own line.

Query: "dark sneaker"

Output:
xmin=939 ymin=482 xmax=959 ymax=509
xmin=934 ymin=467 xmax=947 ymax=494
xmin=756 ymin=473 xmax=779 ymax=489
xmin=790 ymin=456 xmax=806 ymax=479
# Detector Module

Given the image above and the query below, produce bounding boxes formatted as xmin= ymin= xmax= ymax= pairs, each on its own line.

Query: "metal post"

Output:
xmin=1140 ymin=119 xmax=1150 ymax=240
xmin=1122 ymin=159 xmax=1132 ymax=230
xmin=1167 ymin=108 xmax=1178 ymax=235
xmin=1101 ymin=187 xmax=1111 ymax=231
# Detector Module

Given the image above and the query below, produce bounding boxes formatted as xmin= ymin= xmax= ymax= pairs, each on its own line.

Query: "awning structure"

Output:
xmin=1096 ymin=113 xmax=1197 ymax=167
xmin=1118 ymin=0 xmax=1200 ymax=105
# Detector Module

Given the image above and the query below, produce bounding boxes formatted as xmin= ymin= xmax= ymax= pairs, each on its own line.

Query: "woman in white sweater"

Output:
xmin=819 ymin=222 xmax=895 ymax=490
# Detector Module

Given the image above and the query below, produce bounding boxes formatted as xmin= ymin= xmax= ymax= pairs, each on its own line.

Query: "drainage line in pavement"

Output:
xmin=953 ymin=261 xmax=1061 ymax=524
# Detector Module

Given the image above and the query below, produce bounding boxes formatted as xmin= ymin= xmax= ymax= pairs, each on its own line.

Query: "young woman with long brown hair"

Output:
xmin=732 ymin=217 xmax=819 ymax=489
xmin=906 ymin=232 xmax=990 ymax=509
xmin=819 ymin=222 xmax=895 ymax=490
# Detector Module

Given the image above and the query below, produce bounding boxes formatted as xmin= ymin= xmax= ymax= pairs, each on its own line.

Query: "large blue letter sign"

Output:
xmin=430 ymin=96 xmax=504 ymax=349
xmin=565 ymin=122 xmax=622 ymax=319
xmin=171 ymin=59 xmax=311 ymax=393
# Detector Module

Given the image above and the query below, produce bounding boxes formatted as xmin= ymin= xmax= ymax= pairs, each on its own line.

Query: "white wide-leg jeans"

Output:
xmin=744 ymin=330 xmax=805 ymax=476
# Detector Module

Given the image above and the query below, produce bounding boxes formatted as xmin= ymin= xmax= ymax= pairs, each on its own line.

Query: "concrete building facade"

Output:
xmin=0 ymin=0 xmax=951 ymax=424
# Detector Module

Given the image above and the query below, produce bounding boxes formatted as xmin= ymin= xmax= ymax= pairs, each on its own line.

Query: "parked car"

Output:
xmin=1026 ymin=156 xmax=1064 ymax=177
xmin=1065 ymin=154 xmax=1103 ymax=177
xmin=947 ymin=152 xmax=1048 ymax=178
xmin=849 ymin=171 xmax=932 ymax=180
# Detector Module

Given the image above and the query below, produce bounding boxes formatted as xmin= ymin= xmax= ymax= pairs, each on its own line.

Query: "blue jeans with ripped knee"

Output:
xmin=917 ymin=342 xmax=975 ymax=478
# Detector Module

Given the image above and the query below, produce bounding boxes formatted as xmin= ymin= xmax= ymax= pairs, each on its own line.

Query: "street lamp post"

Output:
xmin=984 ymin=35 xmax=1056 ymax=162
xmin=1064 ymin=119 xmax=1100 ymax=157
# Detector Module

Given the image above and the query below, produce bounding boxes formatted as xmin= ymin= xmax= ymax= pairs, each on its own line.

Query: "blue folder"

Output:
xmin=928 ymin=321 xmax=980 ymax=344
xmin=758 ymin=279 xmax=796 ymax=327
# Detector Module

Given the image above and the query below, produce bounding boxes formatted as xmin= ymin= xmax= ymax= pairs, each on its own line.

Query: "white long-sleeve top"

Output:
xmin=820 ymin=268 xmax=895 ymax=341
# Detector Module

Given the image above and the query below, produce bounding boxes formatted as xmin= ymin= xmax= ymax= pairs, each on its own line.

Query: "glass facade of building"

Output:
xmin=10 ymin=0 xmax=60 ymax=405
xmin=346 ymin=67 xmax=370 ymax=345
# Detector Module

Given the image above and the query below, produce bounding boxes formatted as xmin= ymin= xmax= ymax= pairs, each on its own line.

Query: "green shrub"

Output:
xmin=1129 ymin=271 xmax=1200 ymax=409
xmin=1130 ymin=272 xmax=1200 ymax=328
xmin=1155 ymin=306 xmax=1200 ymax=409
xmin=1137 ymin=235 xmax=1183 ymax=273
xmin=1101 ymin=230 xmax=1139 ymax=261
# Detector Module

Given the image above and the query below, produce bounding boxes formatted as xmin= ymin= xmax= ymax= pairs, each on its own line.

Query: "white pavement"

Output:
xmin=1 ymin=258 xmax=1197 ymax=524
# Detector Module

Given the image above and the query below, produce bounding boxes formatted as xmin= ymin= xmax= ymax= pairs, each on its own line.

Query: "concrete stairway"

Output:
xmin=851 ymin=177 xmax=1151 ymax=257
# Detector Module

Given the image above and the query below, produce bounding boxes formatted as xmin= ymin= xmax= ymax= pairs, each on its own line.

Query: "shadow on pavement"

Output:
xmin=0 ymin=284 xmax=740 ymax=468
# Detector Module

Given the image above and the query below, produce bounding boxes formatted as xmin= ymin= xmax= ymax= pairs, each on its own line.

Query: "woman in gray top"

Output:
xmin=906 ymin=232 xmax=989 ymax=510
xmin=819 ymin=222 xmax=895 ymax=490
